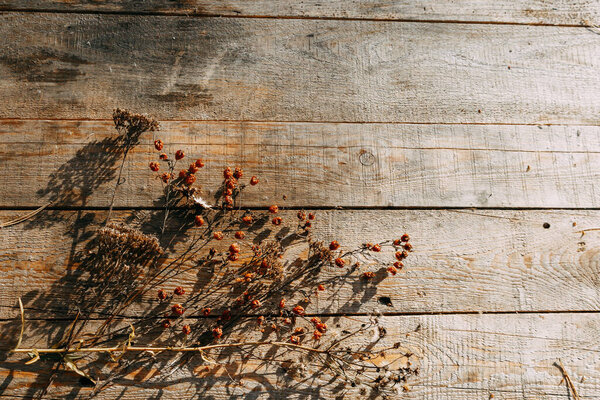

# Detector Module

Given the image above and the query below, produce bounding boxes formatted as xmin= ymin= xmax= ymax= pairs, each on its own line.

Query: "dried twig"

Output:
xmin=555 ymin=360 xmax=581 ymax=400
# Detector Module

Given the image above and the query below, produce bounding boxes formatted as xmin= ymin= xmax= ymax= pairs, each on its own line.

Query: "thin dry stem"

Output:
xmin=12 ymin=341 xmax=329 ymax=356
xmin=0 ymin=202 xmax=53 ymax=228
xmin=555 ymin=360 xmax=581 ymax=400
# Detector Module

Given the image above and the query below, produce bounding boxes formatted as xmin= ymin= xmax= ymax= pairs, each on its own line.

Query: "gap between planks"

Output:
xmin=0 ymin=8 xmax=594 ymax=29
xmin=1 ymin=309 xmax=600 ymax=323
xmin=3 ymin=117 xmax=600 ymax=127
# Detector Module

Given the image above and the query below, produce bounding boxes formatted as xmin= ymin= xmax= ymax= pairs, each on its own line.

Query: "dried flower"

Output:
xmin=171 ymin=304 xmax=185 ymax=316
xmin=272 ymin=217 xmax=282 ymax=225
xmin=184 ymin=174 xmax=196 ymax=186
xmin=387 ymin=266 xmax=398 ymax=275
xmin=329 ymin=240 xmax=340 ymax=250
xmin=308 ymin=213 xmax=315 ymax=220
xmin=188 ymin=163 xmax=199 ymax=174
xmin=290 ymin=335 xmax=301 ymax=344
xmin=195 ymin=159 xmax=204 ymax=168
xmin=157 ymin=289 xmax=167 ymax=300
xmin=229 ymin=243 xmax=240 ymax=253
xmin=149 ymin=161 xmax=160 ymax=172
xmin=212 ymin=326 xmax=223 ymax=339
xmin=162 ymin=319 xmax=171 ymax=328
xmin=175 ymin=150 xmax=185 ymax=160
xmin=159 ymin=153 xmax=168 ymax=160
xmin=317 ymin=284 xmax=325 ymax=291
xmin=213 ymin=231 xmax=224 ymax=240
xmin=234 ymin=167 xmax=243 ymax=179
xmin=335 ymin=258 xmax=345 ymax=268
xmin=371 ymin=244 xmax=382 ymax=252
xmin=223 ymin=167 xmax=233 ymax=179
xmin=279 ymin=299 xmax=286 ymax=309
xmin=235 ymin=231 xmax=245 ymax=239
xmin=174 ymin=286 xmax=185 ymax=296
xmin=401 ymin=234 xmax=410 ymax=242
xmin=251 ymin=299 xmax=261 ymax=309
xmin=194 ymin=215 xmax=205 ymax=227
xmin=202 ymin=308 xmax=211 ymax=316
xmin=242 ymin=215 xmax=253 ymax=224
xmin=154 ymin=139 xmax=164 ymax=151
xmin=292 ymin=305 xmax=305 ymax=315
xmin=362 ymin=271 xmax=375 ymax=280
xmin=313 ymin=330 xmax=323 ymax=340
xmin=269 ymin=205 xmax=279 ymax=214
xmin=250 ymin=176 xmax=259 ymax=185
xmin=182 ymin=325 xmax=191 ymax=335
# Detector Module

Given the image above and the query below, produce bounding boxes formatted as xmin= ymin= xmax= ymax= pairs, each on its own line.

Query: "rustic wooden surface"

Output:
xmin=1 ymin=2 xmax=599 ymax=399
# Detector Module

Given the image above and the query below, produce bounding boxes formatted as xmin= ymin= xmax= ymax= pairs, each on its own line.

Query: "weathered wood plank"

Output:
xmin=1 ymin=1 xmax=599 ymax=26
xmin=1 ymin=313 xmax=599 ymax=398
xmin=2 ymin=120 xmax=600 ymax=208
xmin=2 ymin=209 xmax=600 ymax=319
xmin=1 ymin=14 xmax=600 ymax=123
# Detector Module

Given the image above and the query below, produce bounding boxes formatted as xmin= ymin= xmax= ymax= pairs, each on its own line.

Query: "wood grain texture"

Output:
xmin=1 ymin=13 xmax=600 ymax=123
xmin=1 ymin=313 xmax=599 ymax=398
xmin=2 ymin=208 xmax=600 ymax=319
xmin=1 ymin=1 xmax=600 ymax=26
xmin=3 ymin=119 xmax=600 ymax=208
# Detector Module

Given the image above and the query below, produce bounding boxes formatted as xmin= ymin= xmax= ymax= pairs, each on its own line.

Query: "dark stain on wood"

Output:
xmin=150 ymin=83 xmax=213 ymax=107
xmin=0 ymin=49 xmax=89 ymax=84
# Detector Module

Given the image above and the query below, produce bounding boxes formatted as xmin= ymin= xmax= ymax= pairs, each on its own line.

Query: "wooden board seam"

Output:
xmin=0 ymin=8 xmax=594 ymax=28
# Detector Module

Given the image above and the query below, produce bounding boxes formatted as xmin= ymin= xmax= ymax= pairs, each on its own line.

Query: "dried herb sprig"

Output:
xmin=11 ymin=110 xmax=416 ymax=397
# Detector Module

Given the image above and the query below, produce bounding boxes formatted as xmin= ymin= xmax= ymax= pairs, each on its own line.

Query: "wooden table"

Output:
xmin=1 ymin=2 xmax=600 ymax=398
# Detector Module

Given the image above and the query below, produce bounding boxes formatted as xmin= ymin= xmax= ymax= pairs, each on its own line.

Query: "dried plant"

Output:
xmin=9 ymin=110 xmax=417 ymax=398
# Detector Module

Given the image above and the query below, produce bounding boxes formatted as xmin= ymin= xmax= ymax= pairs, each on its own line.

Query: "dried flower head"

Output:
xmin=212 ymin=326 xmax=223 ymax=339
xmin=174 ymin=286 xmax=185 ymax=296
xmin=234 ymin=167 xmax=243 ymax=179
xmin=175 ymin=150 xmax=185 ymax=160
xmin=97 ymin=223 xmax=162 ymax=264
